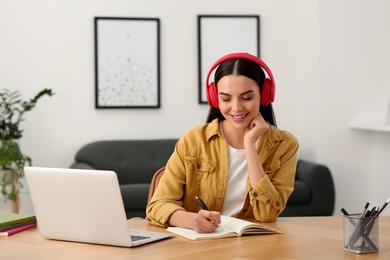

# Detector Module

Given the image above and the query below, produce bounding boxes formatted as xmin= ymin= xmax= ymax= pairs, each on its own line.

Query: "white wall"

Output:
xmin=317 ymin=0 xmax=390 ymax=214
xmin=0 ymin=0 xmax=389 ymax=216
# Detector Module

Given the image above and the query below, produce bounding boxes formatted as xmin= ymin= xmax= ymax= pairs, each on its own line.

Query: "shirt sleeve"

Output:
xmin=146 ymin=138 xmax=188 ymax=227
xmin=248 ymin=135 xmax=299 ymax=222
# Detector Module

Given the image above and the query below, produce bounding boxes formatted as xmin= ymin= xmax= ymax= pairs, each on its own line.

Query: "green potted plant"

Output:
xmin=0 ymin=88 xmax=54 ymax=213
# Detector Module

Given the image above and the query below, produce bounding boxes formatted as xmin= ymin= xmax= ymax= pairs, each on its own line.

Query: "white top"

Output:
xmin=221 ymin=144 xmax=248 ymax=217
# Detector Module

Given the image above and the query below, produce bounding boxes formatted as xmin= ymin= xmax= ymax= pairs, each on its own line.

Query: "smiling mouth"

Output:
xmin=230 ymin=114 xmax=248 ymax=121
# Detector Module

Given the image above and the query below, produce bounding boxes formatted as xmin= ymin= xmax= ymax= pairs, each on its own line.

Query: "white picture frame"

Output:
xmin=95 ymin=17 xmax=160 ymax=108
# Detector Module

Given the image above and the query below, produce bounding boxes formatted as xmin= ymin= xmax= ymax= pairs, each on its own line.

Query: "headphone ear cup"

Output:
xmin=206 ymin=82 xmax=219 ymax=108
xmin=261 ymin=79 xmax=274 ymax=106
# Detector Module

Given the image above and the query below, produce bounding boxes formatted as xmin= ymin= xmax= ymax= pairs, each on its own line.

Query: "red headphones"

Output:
xmin=205 ymin=52 xmax=275 ymax=108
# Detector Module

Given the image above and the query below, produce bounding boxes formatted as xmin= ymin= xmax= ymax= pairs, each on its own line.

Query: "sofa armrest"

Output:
xmin=70 ymin=162 xmax=95 ymax=170
xmin=295 ymin=159 xmax=335 ymax=215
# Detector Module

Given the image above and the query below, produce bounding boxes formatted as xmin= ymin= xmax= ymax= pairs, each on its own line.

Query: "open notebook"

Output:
xmin=24 ymin=167 xmax=172 ymax=247
xmin=167 ymin=215 xmax=282 ymax=240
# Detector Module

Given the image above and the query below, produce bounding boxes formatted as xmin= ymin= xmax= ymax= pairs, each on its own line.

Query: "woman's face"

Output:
xmin=217 ymin=75 xmax=261 ymax=131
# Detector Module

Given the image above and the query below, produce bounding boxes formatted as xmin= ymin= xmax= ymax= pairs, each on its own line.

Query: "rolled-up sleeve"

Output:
xmin=248 ymin=134 xmax=299 ymax=222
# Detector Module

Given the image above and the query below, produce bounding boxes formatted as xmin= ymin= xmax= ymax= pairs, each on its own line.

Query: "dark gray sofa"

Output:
xmin=70 ymin=139 xmax=177 ymax=218
xmin=70 ymin=139 xmax=335 ymax=218
xmin=280 ymin=159 xmax=335 ymax=217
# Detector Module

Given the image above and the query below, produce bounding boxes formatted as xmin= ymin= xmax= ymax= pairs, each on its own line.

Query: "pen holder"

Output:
xmin=343 ymin=214 xmax=379 ymax=254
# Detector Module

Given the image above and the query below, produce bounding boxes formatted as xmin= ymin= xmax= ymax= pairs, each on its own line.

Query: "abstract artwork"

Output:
xmin=95 ymin=17 xmax=160 ymax=108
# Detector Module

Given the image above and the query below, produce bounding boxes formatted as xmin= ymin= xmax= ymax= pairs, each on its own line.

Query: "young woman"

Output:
xmin=146 ymin=53 xmax=299 ymax=233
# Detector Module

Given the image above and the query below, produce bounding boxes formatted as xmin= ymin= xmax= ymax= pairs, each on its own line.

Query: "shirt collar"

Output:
xmin=205 ymin=118 xmax=222 ymax=141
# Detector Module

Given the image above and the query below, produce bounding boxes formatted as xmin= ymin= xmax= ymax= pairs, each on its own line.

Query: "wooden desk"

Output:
xmin=1 ymin=216 xmax=389 ymax=259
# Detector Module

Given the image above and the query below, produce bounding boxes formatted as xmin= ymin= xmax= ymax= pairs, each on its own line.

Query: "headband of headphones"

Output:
xmin=205 ymin=52 xmax=275 ymax=108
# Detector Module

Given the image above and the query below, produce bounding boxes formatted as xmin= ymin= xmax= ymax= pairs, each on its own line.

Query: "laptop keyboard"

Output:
xmin=131 ymin=235 xmax=151 ymax=242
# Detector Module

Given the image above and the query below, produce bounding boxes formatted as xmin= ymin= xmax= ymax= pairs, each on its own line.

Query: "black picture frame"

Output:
xmin=198 ymin=15 xmax=260 ymax=104
xmin=94 ymin=17 xmax=160 ymax=108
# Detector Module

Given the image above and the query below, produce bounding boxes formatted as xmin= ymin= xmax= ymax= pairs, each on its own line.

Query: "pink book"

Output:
xmin=0 ymin=223 xmax=37 ymax=237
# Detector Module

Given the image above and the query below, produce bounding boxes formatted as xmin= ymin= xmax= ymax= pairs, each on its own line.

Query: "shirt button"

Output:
xmin=266 ymin=166 xmax=272 ymax=171
xmin=276 ymin=202 xmax=280 ymax=207
xmin=253 ymin=192 xmax=258 ymax=197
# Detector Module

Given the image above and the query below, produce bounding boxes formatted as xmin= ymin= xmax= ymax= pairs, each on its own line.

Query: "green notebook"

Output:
xmin=0 ymin=213 xmax=36 ymax=228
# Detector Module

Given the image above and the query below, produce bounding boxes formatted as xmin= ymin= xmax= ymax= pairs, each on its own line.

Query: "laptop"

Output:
xmin=24 ymin=166 xmax=173 ymax=247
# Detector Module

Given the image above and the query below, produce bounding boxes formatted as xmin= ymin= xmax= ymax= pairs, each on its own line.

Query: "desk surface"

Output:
xmin=1 ymin=216 xmax=389 ymax=259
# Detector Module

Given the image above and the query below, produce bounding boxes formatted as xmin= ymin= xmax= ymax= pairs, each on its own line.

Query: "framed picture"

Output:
xmin=94 ymin=17 xmax=160 ymax=108
xmin=198 ymin=15 xmax=260 ymax=104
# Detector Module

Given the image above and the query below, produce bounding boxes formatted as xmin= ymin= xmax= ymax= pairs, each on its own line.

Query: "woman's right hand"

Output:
xmin=168 ymin=209 xmax=221 ymax=233
xmin=193 ymin=210 xmax=221 ymax=233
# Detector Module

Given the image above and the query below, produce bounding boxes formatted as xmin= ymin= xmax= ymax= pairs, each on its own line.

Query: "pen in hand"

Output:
xmin=195 ymin=196 xmax=223 ymax=231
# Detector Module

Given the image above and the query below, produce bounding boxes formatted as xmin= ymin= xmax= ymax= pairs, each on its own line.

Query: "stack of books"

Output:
xmin=0 ymin=213 xmax=37 ymax=237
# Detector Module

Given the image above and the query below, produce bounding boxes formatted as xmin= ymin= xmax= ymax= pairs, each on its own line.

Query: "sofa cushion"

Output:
xmin=287 ymin=180 xmax=311 ymax=205
xmin=73 ymin=139 xmax=177 ymax=184
xmin=120 ymin=183 xmax=150 ymax=210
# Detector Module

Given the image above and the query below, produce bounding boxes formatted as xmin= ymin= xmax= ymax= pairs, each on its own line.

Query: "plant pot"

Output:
xmin=12 ymin=193 xmax=19 ymax=214
xmin=0 ymin=168 xmax=20 ymax=213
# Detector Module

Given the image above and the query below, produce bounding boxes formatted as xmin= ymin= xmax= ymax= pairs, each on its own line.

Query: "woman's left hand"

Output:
xmin=244 ymin=113 xmax=269 ymax=148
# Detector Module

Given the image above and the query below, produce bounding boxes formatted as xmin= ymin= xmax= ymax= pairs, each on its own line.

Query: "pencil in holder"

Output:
xmin=343 ymin=214 xmax=379 ymax=254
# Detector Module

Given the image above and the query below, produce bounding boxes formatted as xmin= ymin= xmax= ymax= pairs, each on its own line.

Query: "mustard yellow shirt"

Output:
xmin=146 ymin=119 xmax=299 ymax=226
